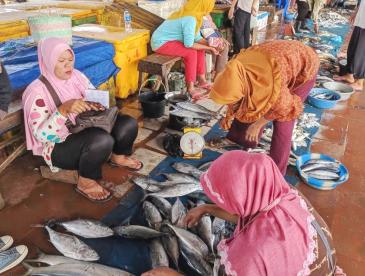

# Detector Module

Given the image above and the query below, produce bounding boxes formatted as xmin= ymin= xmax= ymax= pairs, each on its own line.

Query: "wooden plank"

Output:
xmin=0 ymin=133 xmax=23 ymax=151
xmin=0 ymin=142 xmax=26 ymax=175
xmin=0 ymin=110 xmax=23 ymax=136
xmin=40 ymin=166 xmax=79 ymax=184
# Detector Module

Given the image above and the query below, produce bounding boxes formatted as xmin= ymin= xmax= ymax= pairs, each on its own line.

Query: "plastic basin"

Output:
xmin=322 ymin=81 xmax=354 ymax=101
xmin=307 ymin=88 xmax=340 ymax=109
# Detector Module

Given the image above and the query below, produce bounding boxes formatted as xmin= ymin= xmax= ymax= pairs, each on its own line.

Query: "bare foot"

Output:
xmin=333 ymin=74 xmax=355 ymax=84
xmin=77 ymin=177 xmax=110 ymax=200
xmin=111 ymin=154 xmax=143 ymax=170
xmin=350 ymin=81 xmax=364 ymax=91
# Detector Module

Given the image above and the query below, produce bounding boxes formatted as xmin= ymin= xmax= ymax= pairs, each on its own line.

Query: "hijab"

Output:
xmin=200 ymin=151 xmax=317 ymax=276
xmin=168 ymin=0 xmax=215 ymax=33
xmin=22 ymin=37 xmax=88 ymax=155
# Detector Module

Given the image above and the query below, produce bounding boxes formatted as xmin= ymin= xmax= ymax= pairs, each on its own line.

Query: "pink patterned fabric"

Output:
xmin=22 ymin=37 xmax=88 ymax=155
xmin=200 ymin=151 xmax=317 ymax=276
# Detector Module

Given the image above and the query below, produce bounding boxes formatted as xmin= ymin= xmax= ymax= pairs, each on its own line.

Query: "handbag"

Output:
xmin=39 ymin=75 xmax=119 ymax=134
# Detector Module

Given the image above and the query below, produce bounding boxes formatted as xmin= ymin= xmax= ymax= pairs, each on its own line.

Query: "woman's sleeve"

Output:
xmin=182 ymin=17 xmax=197 ymax=47
xmin=27 ymin=94 xmax=68 ymax=143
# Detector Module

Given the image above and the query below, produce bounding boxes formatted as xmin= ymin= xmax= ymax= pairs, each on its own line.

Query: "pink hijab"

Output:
xmin=22 ymin=37 xmax=88 ymax=155
xmin=201 ymin=151 xmax=316 ymax=276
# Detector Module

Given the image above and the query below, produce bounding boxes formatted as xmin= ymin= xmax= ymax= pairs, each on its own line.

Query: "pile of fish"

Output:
xmin=311 ymin=91 xmax=337 ymax=101
xmin=318 ymin=11 xmax=348 ymax=28
xmin=300 ymin=158 xmax=341 ymax=180
xmin=170 ymin=101 xmax=217 ymax=124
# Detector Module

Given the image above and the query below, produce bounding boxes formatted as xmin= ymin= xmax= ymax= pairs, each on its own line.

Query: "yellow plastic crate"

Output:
xmin=0 ymin=32 xmax=29 ymax=42
xmin=35 ymin=8 xmax=96 ymax=19
xmin=0 ymin=21 xmax=29 ymax=37
xmin=73 ymin=24 xmax=150 ymax=99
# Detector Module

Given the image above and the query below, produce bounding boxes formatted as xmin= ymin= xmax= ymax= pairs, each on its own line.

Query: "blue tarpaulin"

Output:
xmin=0 ymin=36 xmax=119 ymax=90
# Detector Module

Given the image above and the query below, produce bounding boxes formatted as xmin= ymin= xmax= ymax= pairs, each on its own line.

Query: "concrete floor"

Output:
xmin=1 ymin=24 xmax=365 ymax=275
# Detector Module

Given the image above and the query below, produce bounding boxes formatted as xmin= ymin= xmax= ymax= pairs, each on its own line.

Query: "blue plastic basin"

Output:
xmin=307 ymin=88 xmax=341 ymax=109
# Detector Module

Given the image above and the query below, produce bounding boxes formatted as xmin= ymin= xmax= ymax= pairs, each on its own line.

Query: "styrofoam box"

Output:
xmin=138 ymin=0 xmax=186 ymax=19
xmin=250 ymin=11 xmax=269 ymax=30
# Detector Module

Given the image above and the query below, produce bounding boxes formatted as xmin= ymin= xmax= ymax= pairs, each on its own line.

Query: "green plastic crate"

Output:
xmin=211 ymin=11 xmax=227 ymax=29
xmin=72 ymin=16 xmax=97 ymax=27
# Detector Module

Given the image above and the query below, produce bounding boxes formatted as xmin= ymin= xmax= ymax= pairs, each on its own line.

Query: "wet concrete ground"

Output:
xmin=1 ymin=23 xmax=364 ymax=275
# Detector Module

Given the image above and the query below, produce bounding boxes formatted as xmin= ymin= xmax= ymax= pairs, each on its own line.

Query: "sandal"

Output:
xmin=197 ymin=82 xmax=213 ymax=90
xmin=74 ymin=185 xmax=113 ymax=203
xmin=109 ymin=158 xmax=144 ymax=171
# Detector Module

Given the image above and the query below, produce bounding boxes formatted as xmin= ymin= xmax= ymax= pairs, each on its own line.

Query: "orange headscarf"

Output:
xmin=210 ymin=47 xmax=281 ymax=129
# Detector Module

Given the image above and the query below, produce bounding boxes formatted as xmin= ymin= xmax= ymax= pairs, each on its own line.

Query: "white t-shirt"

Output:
xmin=237 ymin=0 xmax=255 ymax=13
xmin=354 ymin=1 xmax=365 ymax=29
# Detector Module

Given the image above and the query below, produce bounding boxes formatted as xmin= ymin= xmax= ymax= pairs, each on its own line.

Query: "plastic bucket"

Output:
xmin=138 ymin=79 xmax=167 ymax=118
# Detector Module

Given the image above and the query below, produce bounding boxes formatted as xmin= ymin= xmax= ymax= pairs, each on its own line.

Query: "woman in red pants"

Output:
xmin=210 ymin=40 xmax=319 ymax=175
xmin=151 ymin=0 xmax=219 ymax=100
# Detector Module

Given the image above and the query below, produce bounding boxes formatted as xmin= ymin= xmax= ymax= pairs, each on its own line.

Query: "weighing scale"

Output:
xmin=180 ymin=127 xmax=205 ymax=159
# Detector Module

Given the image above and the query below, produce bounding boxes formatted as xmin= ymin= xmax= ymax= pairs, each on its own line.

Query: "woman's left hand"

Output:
xmin=245 ymin=122 xmax=261 ymax=143
xmin=209 ymin=47 xmax=220 ymax=56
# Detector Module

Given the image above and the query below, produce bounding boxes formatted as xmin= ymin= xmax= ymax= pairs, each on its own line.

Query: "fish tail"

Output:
xmin=24 ymin=247 xmax=45 ymax=263
xmin=30 ymin=224 xmax=44 ymax=228
xmin=22 ymin=262 xmax=34 ymax=276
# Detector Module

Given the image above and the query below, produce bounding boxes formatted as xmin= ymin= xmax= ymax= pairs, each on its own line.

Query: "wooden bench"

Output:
xmin=138 ymin=53 xmax=182 ymax=92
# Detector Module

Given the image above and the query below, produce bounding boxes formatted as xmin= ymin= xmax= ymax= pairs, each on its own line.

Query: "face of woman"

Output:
xmin=54 ymin=50 xmax=74 ymax=80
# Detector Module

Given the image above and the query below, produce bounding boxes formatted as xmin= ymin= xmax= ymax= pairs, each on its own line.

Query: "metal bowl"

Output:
xmin=322 ymin=81 xmax=354 ymax=101
xmin=165 ymin=91 xmax=191 ymax=104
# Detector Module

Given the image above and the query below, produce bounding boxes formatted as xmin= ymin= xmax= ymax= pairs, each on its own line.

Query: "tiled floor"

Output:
xmin=1 ymin=23 xmax=365 ymax=275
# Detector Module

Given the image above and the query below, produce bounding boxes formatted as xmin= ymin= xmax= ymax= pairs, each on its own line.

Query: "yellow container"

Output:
xmin=0 ymin=32 xmax=29 ymax=42
xmin=97 ymin=76 xmax=117 ymax=107
xmin=73 ymin=24 xmax=150 ymax=99
xmin=35 ymin=8 xmax=96 ymax=19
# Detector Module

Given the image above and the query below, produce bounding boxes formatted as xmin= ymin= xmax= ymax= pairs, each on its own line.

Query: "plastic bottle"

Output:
xmin=124 ymin=10 xmax=132 ymax=33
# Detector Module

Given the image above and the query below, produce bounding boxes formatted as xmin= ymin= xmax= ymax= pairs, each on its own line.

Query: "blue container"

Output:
xmin=307 ymin=88 xmax=341 ymax=109
xmin=296 ymin=153 xmax=349 ymax=190
xmin=285 ymin=12 xmax=296 ymax=22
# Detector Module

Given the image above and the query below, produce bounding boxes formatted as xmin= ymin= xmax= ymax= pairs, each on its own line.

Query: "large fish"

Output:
xmin=161 ymin=173 xmax=200 ymax=185
xmin=150 ymin=183 xmax=202 ymax=198
xmin=187 ymin=191 xmax=213 ymax=204
xmin=57 ymin=219 xmax=114 ymax=239
xmin=170 ymin=108 xmax=212 ymax=121
xmin=171 ymin=198 xmax=187 ymax=228
xmin=180 ymin=245 xmax=213 ymax=276
xmin=143 ymin=201 xmax=163 ymax=231
xmin=306 ymin=170 xmax=340 ymax=180
xmin=172 ymin=162 xmax=204 ymax=179
xmin=197 ymin=201 xmax=214 ymax=254
xmin=160 ymin=225 xmax=180 ymax=269
xmin=303 ymin=159 xmax=339 ymax=166
xmin=146 ymin=195 xmax=172 ymax=219
xmin=176 ymin=102 xmax=216 ymax=116
xmin=23 ymin=262 xmax=134 ymax=276
xmin=212 ymin=217 xmax=226 ymax=253
xmin=44 ymin=226 xmax=99 ymax=261
xmin=149 ymin=239 xmax=169 ymax=268
xmin=25 ymin=251 xmax=133 ymax=275
xmin=131 ymin=176 xmax=163 ymax=192
xmin=301 ymin=162 xmax=340 ymax=173
xmin=114 ymin=225 xmax=165 ymax=239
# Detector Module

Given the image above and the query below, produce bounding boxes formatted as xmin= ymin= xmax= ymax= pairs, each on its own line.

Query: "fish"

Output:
xmin=149 ymin=239 xmax=169 ymax=268
xmin=176 ymin=102 xmax=216 ymax=116
xmin=114 ymin=225 xmax=165 ymax=239
xmin=306 ymin=170 xmax=340 ymax=180
xmin=24 ymin=250 xmax=133 ymax=275
xmin=23 ymin=262 xmax=134 ymax=276
xmin=170 ymin=107 xmax=213 ymax=121
xmin=213 ymin=258 xmax=221 ymax=276
xmin=146 ymin=195 xmax=172 ymax=219
xmin=212 ymin=218 xmax=226 ymax=252
xmin=187 ymin=191 xmax=213 ymax=204
xmin=44 ymin=226 xmax=99 ymax=261
xmin=171 ymin=198 xmax=187 ymax=228
xmin=301 ymin=162 xmax=340 ymax=173
xmin=167 ymin=224 xmax=209 ymax=259
xmin=143 ymin=201 xmax=163 ymax=231
xmin=180 ymin=246 xmax=213 ymax=276
xmin=57 ymin=219 xmax=114 ymax=239
xmin=131 ymin=176 xmax=163 ymax=192
xmin=172 ymin=162 xmax=203 ymax=179
xmin=161 ymin=173 xmax=200 ymax=185
xmin=197 ymin=201 xmax=214 ymax=254
xmin=198 ymin=161 xmax=214 ymax=172
xmin=150 ymin=183 xmax=202 ymax=198
xmin=303 ymin=159 xmax=340 ymax=166
xmin=160 ymin=225 xmax=180 ymax=269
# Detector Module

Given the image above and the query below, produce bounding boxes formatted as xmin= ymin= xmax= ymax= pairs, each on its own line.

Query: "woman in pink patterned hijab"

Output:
xmin=184 ymin=151 xmax=344 ymax=276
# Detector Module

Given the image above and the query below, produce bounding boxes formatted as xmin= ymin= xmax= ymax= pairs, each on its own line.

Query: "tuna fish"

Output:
xmin=176 ymin=102 xmax=216 ymax=116
xmin=172 ymin=162 xmax=203 ymax=179
xmin=143 ymin=201 xmax=163 ymax=231
xmin=161 ymin=173 xmax=200 ymax=185
xmin=131 ymin=177 xmax=163 ymax=192
xmin=150 ymin=183 xmax=202 ymax=198
xmin=160 ymin=225 xmax=180 ymax=269
xmin=57 ymin=219 xmax=114 ymax=239
xmin=114 ymin=225 xmax=165 ymax=239
xmin=170 ymin=108 xmax=212 ymax=121
xmin=180 ymin=246 xmax=213 ymax=276
xmin=197 ymin=201 xmax=214 ymax=254
xmin=149 ymin=239 xmax=169 ymax=268
xmin=171 ymin=198 xmax=187 ymax=228
xmin=146 ymin=196 xmax=172 ymax=220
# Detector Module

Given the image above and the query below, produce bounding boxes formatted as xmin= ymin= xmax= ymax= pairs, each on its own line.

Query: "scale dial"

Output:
xmin=180 ymin=131 xmax=205 ymax=155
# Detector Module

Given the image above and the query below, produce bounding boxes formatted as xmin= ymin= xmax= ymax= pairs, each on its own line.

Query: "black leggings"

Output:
xmin=51 ymin=115 xmax=138 ymax=180
xmin=296 ymin=1 xmax=310 ymax=22
xmin=346 ymin=26 xmax=365 ymax=79
xmin=233 ymin=8 xmax=251 ymax=53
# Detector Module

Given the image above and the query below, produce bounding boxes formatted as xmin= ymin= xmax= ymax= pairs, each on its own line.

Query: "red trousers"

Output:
xmin=155 ymin=41 xmax=206 ymax=83
xmin=227 ymin=77 xmax=316 ymax=175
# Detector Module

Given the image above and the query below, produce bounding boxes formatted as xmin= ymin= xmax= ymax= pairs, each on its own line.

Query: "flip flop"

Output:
xmin=197 ymin=82 xmax=213 ymax=90
xmin=74 ymin=186 xmax=113 ymax=203
xmin=109 ymin=159 xmax=144 ymax=172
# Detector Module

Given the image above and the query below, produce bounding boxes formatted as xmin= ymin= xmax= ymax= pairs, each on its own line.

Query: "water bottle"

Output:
xmin=124 ymin=10 xmax=132 ymax=33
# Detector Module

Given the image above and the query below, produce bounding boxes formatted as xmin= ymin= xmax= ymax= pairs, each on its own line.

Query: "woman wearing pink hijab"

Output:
xmin=183 ymin=151 xmax=344 ymax=276
xmin=22 ymin=38 xmax=142 ymax=202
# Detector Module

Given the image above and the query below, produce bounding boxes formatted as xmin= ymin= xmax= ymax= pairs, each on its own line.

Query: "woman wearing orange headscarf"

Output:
xmin=151 ymin=0 xmax=218 ymax=100
xmin=210 ymin=40 xmax=319 ymax=175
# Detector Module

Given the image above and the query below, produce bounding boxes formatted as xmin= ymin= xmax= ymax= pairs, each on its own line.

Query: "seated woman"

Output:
xmin=22 ymin=38 xmax=142 ymax=202
xmin=151 ymin=0 xmax=219 ymax=100
xmin=210 ymin=40 xmax=319 ymax=175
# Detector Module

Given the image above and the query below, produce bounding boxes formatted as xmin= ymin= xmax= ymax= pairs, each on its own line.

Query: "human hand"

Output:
xmin=58 ymin=99 xmax=96 ymax=116
xmin=183 ymin=205 xmax=207 ymax=228
xmin=86 ymin=101 xmax=106 ymax=111
xmin=251 ymin=7 xmax=258 ymax=17
xmin=209 ymin=47 xmax=220 ymax=56
xmin=245 ymin=122 xmax=262 ymax=144
xmin=349 ymin=13 xmax=356 ymax=25
xmin=228 ymin=7 xmax=235 ymax=20
xmin=141 ymin=267 xmax=182 ymax=276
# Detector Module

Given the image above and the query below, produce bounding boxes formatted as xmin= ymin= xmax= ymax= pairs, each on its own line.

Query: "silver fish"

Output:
xmin=170 ymin=108 xmax=212 ymax=121
xmin=58 ymin=219 xmax=113 ymax=239
xmin=23 ymin=262 xmax=133 ymax=276
xmin=161 ymin=173 xmax=200 ymax=185
xmin=212 ymin=217 xmax=226 ymax=252
xmin=143 ymin=201 xmax=163 ymax=231
xmin=171 ymin=198 xmax=187 ymax=228
xmin=160 ymin=225 xmax=180 ymax=269
xmin=167 ymin=224 xmax=209 ymax=259
xmin=114 ymin=225 xmax=165 ymax=239
xmin=131 ymin=176 xmax=162 ymax=192
xmin=172 ymin=162 xmax=203 ymax=179
xmin=150 ymin=183 xmax=202 ymax=198
xmin=25 ymin=251 xmax=133 ymax=275
xmin=213 ymin=258 xmax=221 ymax=276
xmin=147 ymin=195 xmax=172 ymax=219
xmin=304 ymin=159 xmax=339 ymax=166
xmin=306 ymin=170 xmax=340 ymax=180
xmin=180 ymin=245 xmax=213 ymax=276
xmin=301 ymin=162 xmax=340 ymax=173
xmin=198 ymin=161 xmax=214 ymax=172
xmin=176 ymin=102 xmax=215 ymax=116
xmin=197 ymin=201 xmax=214 ymax=254
xmin=149 ymin=239 xmax=169 ymax=268
xmin=45 ymin=226 xmax=99 ymax=261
